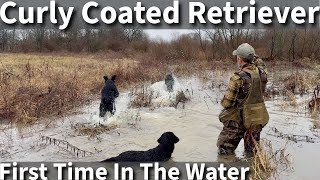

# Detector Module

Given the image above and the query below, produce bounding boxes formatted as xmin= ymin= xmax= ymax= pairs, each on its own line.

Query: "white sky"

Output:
xmin=144 ymin=29 xmax=192 ymax=41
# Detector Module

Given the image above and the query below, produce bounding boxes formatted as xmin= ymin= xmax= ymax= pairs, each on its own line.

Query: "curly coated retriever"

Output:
xmin=165 ymin=73 xmax=174 ymax=92
xmin=99 ymin=75 xmax=119 ymax=117
xmin=101 ymin=132 xmax=179 ymax=162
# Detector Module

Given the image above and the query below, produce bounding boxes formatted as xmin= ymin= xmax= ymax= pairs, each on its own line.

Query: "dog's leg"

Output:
xmin=99 ymin=102 xmax=107 ymax=117
xmin=112 ymin=101 xmax=116 ymax=115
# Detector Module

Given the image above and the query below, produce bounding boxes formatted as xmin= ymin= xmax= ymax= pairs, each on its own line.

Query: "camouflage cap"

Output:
xmin=232 ymin=43 xmax=255 ymax=60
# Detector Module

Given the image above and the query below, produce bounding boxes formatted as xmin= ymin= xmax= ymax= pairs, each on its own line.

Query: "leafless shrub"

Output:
xmin=127 ymin=110 xmax=142 ymax=129
xmin=309 ymin=85 xmax=320 ymax=117
xmin=0 ymin=149 xmax=10 ymax=159
xmin=281 ymin=72 xmax=318 ymax=96
xmin=72 ymin=123 xmax=119 ymax=139
xmin=264 ymin=83 xmax=281 ymax=99
xmin=284 ymin=90 xmax=298 ymax=107
xmin=312 ymin=119 xmax=320 ymax=130
xmin=250 ymin=139 xmax=292 ymax=180
xmin=171 ymin=91 xmax=190 ymax=109
xmin=129 ymin=86 xmax=156 ymax=108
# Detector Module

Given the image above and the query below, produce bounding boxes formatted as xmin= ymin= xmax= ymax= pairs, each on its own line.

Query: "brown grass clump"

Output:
xmin=309 ymin=85 xmax=320 ymax=117
xmin=128 ymin=86 xmax=157 ymax=108
xmin=311 ymin=117 xmax=320 ymax=130
xmin=171 ymin=90 xmax=190 ymax=109
xmin=250 ymin=139 xmax=292 ymax=180
xmin=279 ymin=72 xmax=319 ymax=95
xmin=276 ymin=86 xmax=307 ymax=111
xmin=312 ymin=119 xmax=320 ymax=129
xmin=72 ymin=123 xmax=119 ymax=138
xmin=126 ymin=110 xmax=142 ymax=129
xmin=251 ymin=140 xmax=277 ymax=179
xmin=284 ymin=90 xmax=298 ymax=107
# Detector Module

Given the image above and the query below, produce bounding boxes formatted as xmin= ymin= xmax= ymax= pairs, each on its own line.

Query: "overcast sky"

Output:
xmin=144 ymin=29 xmax=192 ymax=41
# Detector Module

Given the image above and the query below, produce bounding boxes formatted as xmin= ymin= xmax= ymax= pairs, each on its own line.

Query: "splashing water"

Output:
xmin=1 ymin=76 xmax=320 ymax=179
xmin=150 ymin=74 xmax=199 ymax=107
xmin=83 ymin=92 xmax=132 ymax=126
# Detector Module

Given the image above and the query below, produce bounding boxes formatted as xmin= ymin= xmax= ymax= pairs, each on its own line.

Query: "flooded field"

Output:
xmin=1 ymin=75 xmax=319 ymax=179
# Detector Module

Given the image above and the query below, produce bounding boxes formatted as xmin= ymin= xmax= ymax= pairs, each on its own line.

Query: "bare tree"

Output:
xmin=0 ymin=29 xmax=9 ymax=51
xmin=204 ymin=29 xmax=219 ymax=59
xmin=288 ymin=29 xmax=297 ymax=62
xmin=193 ymin=29 xmax=208 ymax=60
xmin=123 ymin=28 xmax=143 ymax=43
xmin=33 ymin=27 xmax=46 ymax=52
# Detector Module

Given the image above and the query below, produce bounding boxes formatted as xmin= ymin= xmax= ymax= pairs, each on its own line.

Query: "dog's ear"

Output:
xmin=103 ymin=76 xmax=108 ymax=82
xmin=157 ymin=133 xmax=167 ymax=144
xmin=157 ymin=132 xmax=179 ymax=144
xmin=111 ymin=75 xmax=117 ymax=82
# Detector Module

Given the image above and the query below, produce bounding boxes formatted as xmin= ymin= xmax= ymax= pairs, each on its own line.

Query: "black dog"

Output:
xmin=101 ymin=132 xmax=179 ymax=162
xmin=99 ymin=75 xmax=119 ymax=117
xmin=165 ymin=73 xmax=175 ymax=92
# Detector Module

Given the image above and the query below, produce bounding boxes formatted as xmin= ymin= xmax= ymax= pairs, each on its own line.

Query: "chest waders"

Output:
xmin=219 ymin=67 xmax=269 ymax=129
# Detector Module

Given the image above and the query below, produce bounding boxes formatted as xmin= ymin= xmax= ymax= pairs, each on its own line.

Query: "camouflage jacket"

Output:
xmin=221 ymin=60 xmax=268 ymax=109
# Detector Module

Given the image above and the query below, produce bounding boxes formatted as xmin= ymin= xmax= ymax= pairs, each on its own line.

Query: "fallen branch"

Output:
xmin=41 ymin=136 xmax=94 ymax=157
xmin=266 ymin=132 xmax=317 ymax=143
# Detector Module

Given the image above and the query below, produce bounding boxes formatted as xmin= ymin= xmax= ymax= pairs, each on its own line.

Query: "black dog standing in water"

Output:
xmin=165 ymin=73 xmax=175 ymax=92
xmin=101 ymin=132 xmax=179 ymax=162
xmin=99 ymin=75 xmax=119 ymax=117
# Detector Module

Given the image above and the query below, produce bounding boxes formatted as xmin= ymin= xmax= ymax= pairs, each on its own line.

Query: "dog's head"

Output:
xmin=103 ymin=75 xmax=117 ymax=83
xmin=157 ymin=132 xmax=179 ymax=145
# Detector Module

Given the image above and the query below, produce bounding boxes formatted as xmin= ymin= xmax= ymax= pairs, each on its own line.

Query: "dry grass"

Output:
xmin=128 ymin=86 xmax=157 ymax=108
xmin=72 ymin=123 xmax=119 ymax=138
xmin=272 ymin=69 xmax=319 ymax=95
xmin=0 ymin=52 xmax=218 ymax=124
xmin=2 ymin=52 xmax=319 ymax=124
xmin=170 ymin=90 xmax=190 ymax=109
xmin=309 ymin=85 xmax=320 ymax=117
xmin=277 ymin=90 xmax=298 ymax=111
xmin=0 ymin=54 xmax=141 ymax=123
xmin=312 ymin=119 xmax=320 ymax=129
xmin=250 ymin=139 xmax=292 ymax=180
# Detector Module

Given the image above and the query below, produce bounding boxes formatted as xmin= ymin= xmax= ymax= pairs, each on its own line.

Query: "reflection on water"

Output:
xmin=216 ymin=154 xmax=244 ymax=163
xmin=0 ymin=77 xmax=320 ymax=179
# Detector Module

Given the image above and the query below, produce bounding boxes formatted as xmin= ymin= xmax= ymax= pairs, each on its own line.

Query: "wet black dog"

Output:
xmin=165 ymin=73 xmax=174 ymax=92
xmin=99 ymin=75 xmax=119 ymax=117
xmin=101 ymin=132 xmax=179 ymax=162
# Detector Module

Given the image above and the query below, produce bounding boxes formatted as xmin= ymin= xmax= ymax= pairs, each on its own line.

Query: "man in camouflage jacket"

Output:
xmin=217 ymin=43 xmax=268 ymax=155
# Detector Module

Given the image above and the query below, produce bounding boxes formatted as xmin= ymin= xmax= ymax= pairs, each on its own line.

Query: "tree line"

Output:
xmin=1 ymin=27 xmax=320 ymax=62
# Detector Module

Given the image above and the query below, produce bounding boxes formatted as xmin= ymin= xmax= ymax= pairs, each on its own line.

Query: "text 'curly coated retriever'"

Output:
xmin=99 ymin=75 xmax=119 ymax=117
xmin=101 ymin=132 xmax=179 ymax=162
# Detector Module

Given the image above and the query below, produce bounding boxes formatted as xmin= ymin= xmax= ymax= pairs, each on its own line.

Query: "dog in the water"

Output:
xmin=101 ymin=132 xmax=179 ymax=162
xmin=99 ymin=75 xmax=119 ymax=117
xmin=165 ymin=73 xmax=174 ymax=92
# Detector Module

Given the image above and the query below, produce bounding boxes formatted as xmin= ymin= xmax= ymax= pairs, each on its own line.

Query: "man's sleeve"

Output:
xmin=221 ymin=74 xmax=242 ymax=109
xmin=255 ymin=58 xmax=268 ymax=93
xmin=254 ymin=58 xmax=267 ymax=73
